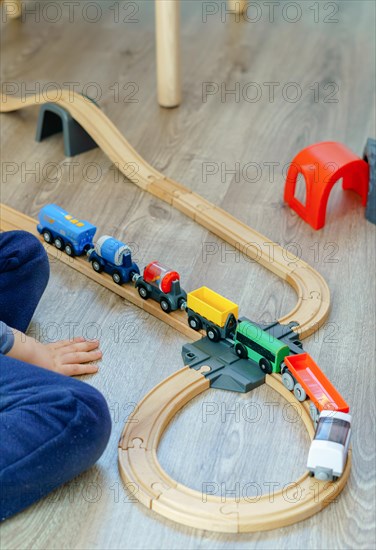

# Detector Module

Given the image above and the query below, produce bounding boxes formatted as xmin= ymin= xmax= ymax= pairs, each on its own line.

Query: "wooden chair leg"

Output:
xmin=155 ymin=0 xmax=181 ymax=108
xmin=2 ymin=0 xmax=22 ymax=19
xmin=227 ymin=0 xmax=247 ymax=14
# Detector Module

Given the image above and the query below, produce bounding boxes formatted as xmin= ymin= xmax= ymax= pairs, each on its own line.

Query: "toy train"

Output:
xmin=37 ymin=205 xmax=186 ymax=312
xmin=134 ymin=261 xmax=186 ymax=313
xmin=37 ymin=204 xmax=96 ymax=256
xmin=89 ymin=236 xmax=139 ymax=284
xmin=184 ymin=286 xmax=351 ymax=480
xmin=37 ymin=203 xmax=351 ymax=481
xmin=307 ymin=410 xmax=351 ymax=481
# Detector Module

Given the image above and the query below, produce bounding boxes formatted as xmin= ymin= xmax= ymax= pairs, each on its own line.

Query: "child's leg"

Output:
xmin=0 ymin=357 xmax=112 ymax=520
xmin=0 ymin=231 xmax=50 ymax=332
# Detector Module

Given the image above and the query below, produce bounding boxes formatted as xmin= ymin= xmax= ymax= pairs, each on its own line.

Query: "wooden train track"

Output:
xmin=1 ymin=92 xmax=345 ymax=532
xmin=0 ymin=91 xmax=330 ymax=340
xmin=118 ymin=367 xmax=351 ymax=533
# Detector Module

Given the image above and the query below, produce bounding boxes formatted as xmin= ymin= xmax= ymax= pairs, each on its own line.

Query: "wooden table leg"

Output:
xmin=155 ymin=0 xmax=181 ymax=108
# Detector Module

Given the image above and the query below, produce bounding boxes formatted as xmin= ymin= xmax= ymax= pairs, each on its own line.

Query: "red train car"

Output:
xmin=282 ymin=352 xmax=349 ymax=423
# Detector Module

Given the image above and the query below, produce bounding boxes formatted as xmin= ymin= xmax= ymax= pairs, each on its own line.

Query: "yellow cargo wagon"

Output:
xmin=186 ymin=286 xmax=239 ymax=341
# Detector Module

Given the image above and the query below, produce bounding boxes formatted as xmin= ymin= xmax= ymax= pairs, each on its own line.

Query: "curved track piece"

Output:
xmin=0 ymin=91 xmax=330 ymax=339
xmin=118 ymin=368 xmax=351 ymax=533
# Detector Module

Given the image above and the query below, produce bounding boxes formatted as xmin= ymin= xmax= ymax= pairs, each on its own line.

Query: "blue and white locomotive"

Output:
xmin=37 ymin=204 xmax=96 ymax=256
xmin=37 ymin=204 xmax=139 ymax=285
xmin=88 ymin=236 xmax=140 ymax=285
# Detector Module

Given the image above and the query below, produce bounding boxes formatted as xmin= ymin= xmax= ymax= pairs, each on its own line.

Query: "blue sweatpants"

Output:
xmin=0 ymin=231 xmax=111 ymax=520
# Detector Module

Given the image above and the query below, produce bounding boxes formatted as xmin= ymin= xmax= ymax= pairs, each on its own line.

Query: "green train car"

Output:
xmin=233 ymin=320 xmax=290 ymax=374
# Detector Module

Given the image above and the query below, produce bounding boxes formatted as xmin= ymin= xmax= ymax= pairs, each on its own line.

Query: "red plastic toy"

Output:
xmin=284 ymin=142 xmax=369 ymax=229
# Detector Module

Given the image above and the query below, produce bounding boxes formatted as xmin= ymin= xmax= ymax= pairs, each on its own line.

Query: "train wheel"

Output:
xmin=138 ymin=285 xmax=149 ymax=299
xmin=315 ymin=468 xmax=332 ymax=482
xmin=42 ymin=230 xmax=52 ymax=243
xmin=54 ymin=237 xmax=64 ymax=250
xmin=92 ymin=260 xmax=103 ymax=273
xmin=282 ymin=370 xmax=295 ymax=391
xmin=206 ymin=326 xmax=220 ymax=342
xmin=177 ymin=298 xmax=186 ymax=310
xmin=188 ymin=315 xmax=202 ymax=331
xmin=259 ymin=358 xmax=272 ymax=374
xmin=235 ymin=343 xmax=247 ymax=359
xmin=112 ymin=271 xmax=122 ymax=285
xmin=293 ymin=383 xmax=307 ymax=402
xmin=64 ymin=243 xmax=75 ymax=256
xmin=160 ymin=298 xmax=172 ymax=313
xmin=309 ymin=402 xmax=319 ymax=425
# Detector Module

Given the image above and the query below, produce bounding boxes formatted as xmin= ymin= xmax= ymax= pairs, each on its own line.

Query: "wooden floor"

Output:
xmin=1 ymin=1 xmax=375 ymax=548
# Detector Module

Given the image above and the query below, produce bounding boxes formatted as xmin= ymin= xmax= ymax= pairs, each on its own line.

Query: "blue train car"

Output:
xmin=37 ymin=204 xmax=97 ymax=256
xmin=88 ymin=236 xmax=140 ymax=284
